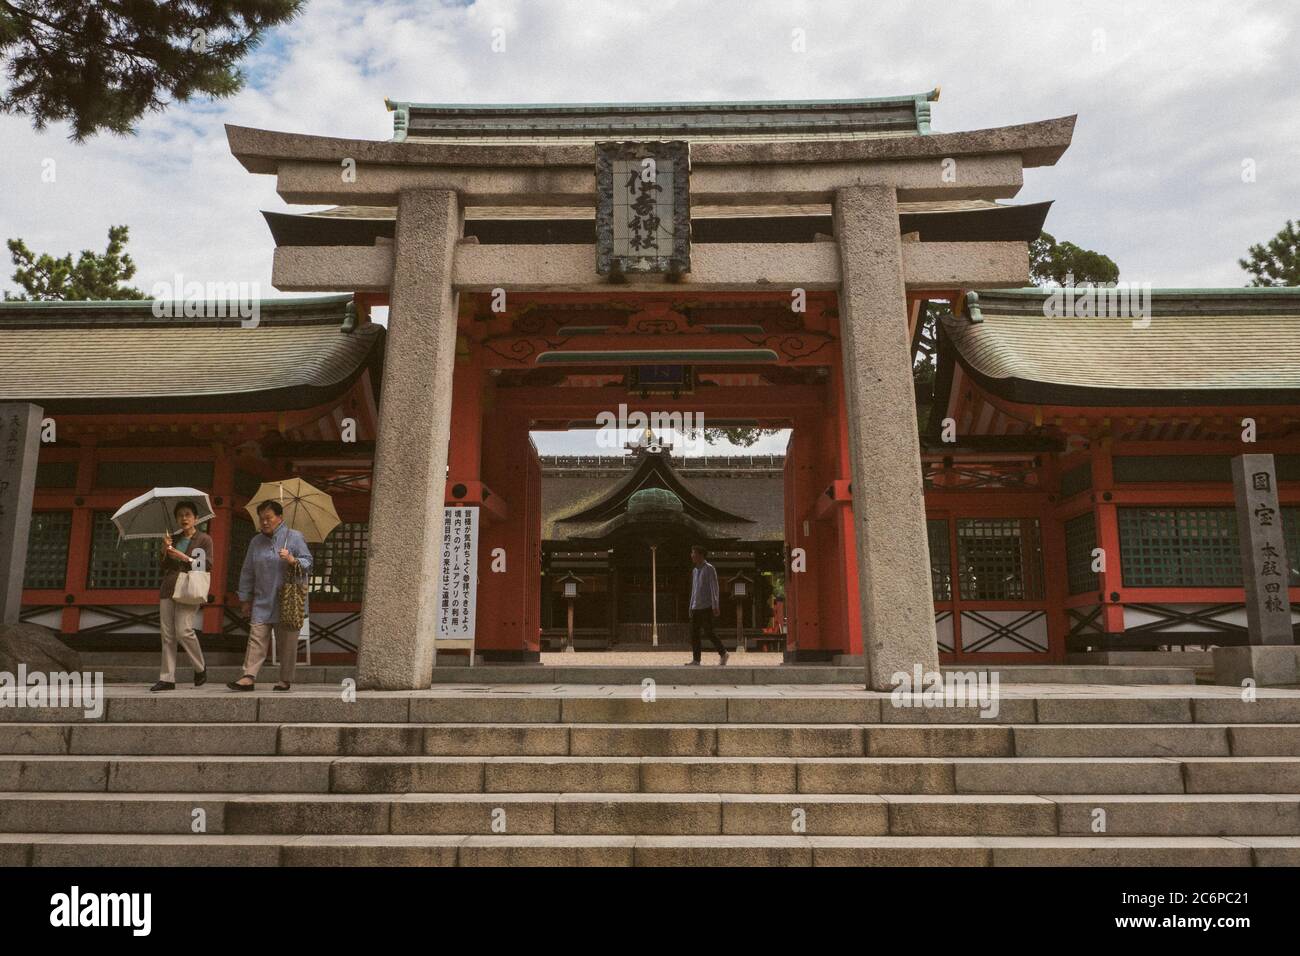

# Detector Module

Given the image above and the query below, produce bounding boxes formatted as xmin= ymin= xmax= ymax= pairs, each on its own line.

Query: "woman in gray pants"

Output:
xmin=151 ymin=500 xmax=212 ymax=692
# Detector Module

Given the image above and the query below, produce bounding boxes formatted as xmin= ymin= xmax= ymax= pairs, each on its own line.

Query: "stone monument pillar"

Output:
xmin=356 ymin=189 xmax=463 ymax=689
xmin=832 ymin=186 xmax=941 ymax=690
xmin=0 ymin=403 xmax=43 ymax=629
xmin=1213 ymin=453 xmax=1300 ymax=686
xmin=0 ymin=403 xmax=43 ymax=626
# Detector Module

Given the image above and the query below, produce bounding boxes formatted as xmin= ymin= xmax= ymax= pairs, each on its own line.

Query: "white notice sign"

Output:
xmin=437 ymin=506 xmax=479 ymax=640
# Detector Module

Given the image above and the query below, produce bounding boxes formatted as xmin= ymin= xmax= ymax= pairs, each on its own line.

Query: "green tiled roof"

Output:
xmin=940 ymin=287 xmax=1300 ymax=405
xmin=386 ymin=90 xmax=941 ymax=143
xmin=0 ymin=295 xmax=380 ymax=412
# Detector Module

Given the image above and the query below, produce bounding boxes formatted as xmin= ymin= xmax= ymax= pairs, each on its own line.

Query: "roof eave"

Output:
xmin=951 ymin=352 xmax=1300 ymax=409
xmin=225 ymin=114 xmax=1077 ymax=174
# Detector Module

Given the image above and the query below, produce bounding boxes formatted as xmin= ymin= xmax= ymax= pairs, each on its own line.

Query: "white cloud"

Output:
xmin=2 ymin=0 xmax=1296 ymax=296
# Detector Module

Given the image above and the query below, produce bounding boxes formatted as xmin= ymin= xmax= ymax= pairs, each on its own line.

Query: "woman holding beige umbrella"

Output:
xmin=229 ymin=479 xmax=338 ymax=692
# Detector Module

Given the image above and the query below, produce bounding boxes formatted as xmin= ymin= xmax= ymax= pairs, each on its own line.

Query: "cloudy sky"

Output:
xmin=2 ymin=0 xmax=1296 ymax=454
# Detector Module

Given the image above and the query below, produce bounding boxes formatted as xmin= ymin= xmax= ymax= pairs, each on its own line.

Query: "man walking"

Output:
xmin=686 ymin=545 xmax=727 ymax=666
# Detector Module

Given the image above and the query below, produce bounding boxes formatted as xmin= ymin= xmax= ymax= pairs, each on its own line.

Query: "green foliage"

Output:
xmin=912 ymin=301 xmax=946 ymax=436
xmin=700 ymin=426 xmax=782 ymax=447
xmin=5 ymin=224 xmax=145 ymax=299
xmin=1029 ymin=231 xmax=1120 ymax=286
xmin=1239 ymin=219 xmax=1300 ymax=287
xmin=0 ymin=0 xmax=301 ymax=140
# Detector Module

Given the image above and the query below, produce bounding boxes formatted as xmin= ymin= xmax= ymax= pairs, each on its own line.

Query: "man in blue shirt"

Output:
xmin=686 ymin=545 xmax=727 ymax=666
xmin=230 ymin=499 xmax=313 ymax=691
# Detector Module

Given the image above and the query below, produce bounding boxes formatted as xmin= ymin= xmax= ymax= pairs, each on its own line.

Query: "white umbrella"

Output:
xmin=110 ymin=487 xmax=215 ymax=540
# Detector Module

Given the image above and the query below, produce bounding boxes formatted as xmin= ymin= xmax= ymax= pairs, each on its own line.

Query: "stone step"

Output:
xmin=4 ymin=754 xmax=1299 ymax=794
xmin=78 ymin=652 xmax=248 ymax=666
xmin=7 ymin=690 xmax=1300 ymax=726
xmin=90 ymin=666 xmax=358 ymax=685
xmin=5 ymin=721 xmax=1300 ymax=758
xmin=1066 ymin=651 xmax=1216 ymax=669
xmin=946 ymin=665 xmax=1199 ymax=685
xmin=1 ymin=832 xmax=1296 ymax=866
xmin=86 ymin=663 xmax=1201 ymax=685
xmin=3 ymin=791 xmax=1298 ymax=837
xmin=425 ymin=664 xmax=1200 ymax=686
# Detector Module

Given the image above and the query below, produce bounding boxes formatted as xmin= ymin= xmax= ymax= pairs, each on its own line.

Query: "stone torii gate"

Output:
xmin=227 ymin=102 xmax=1075 ymax=689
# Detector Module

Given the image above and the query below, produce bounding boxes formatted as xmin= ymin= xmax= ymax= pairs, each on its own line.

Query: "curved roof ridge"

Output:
xmin=556 ymin=450 xmax=753 ymax=525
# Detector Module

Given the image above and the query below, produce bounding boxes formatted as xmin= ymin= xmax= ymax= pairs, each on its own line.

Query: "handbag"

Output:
xmin=277 ymin=560 xmax=308 ymax=630
xmin=172 ymin=569 xmax=211 ymax=606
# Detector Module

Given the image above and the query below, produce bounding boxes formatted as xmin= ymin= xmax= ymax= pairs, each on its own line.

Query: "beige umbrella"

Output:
xmin=244 ymin=478 xmax=340 ymax=544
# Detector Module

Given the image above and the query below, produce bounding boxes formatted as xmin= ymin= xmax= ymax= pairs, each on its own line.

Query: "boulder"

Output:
xmin=0 ymin=622 xmax=82 ymax=674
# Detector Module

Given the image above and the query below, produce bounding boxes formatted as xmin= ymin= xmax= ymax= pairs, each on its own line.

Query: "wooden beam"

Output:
xmin=490 ymin=384 xmax=825 ymax=415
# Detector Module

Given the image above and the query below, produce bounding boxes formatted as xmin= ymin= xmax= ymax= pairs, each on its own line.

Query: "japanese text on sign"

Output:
xmin=436 ymin=506 xmax=479 ymax=640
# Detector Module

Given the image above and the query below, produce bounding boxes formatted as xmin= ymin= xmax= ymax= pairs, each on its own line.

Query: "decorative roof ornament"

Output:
xmin=626 ymin=427 xmax=673 ymax=457
xmin=915 ymin=87 xmax=940 ymax=135
xmin=385 ymin=98 xmax=410 ymax=142
xmin=627 ymin=487 xmax=685 ymax=516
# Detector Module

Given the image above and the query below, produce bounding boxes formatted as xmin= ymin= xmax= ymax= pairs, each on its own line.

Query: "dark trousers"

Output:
xmin=689 ymin=608 xmax=725 ymax=661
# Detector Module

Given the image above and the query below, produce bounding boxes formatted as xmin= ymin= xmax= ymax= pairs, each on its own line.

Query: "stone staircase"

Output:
xmin=79 ymin=657 xmax=1201 ymax=687
xmin=1 ymin=686 xmax=1299 ymax=866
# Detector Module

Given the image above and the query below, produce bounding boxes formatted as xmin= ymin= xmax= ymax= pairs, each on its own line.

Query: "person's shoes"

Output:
xmin=684 ymin=660 xmax=701 ymax=666
xmin=273 ymin=682 xmax=291 ymax=692
xmin=226 ymin=676 xmax=256 ymax=691
xmin=719 ymin=651 xmax=729 ymax=666
xmin=193 ymin=670 xmax=208 ymax=688
xmin=149 ymin=680 xmax=174 ymax=692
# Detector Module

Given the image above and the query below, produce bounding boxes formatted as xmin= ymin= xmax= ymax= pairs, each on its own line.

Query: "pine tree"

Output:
xmin=1240 ymin=220 xmax=1300 ymax=287
xmin=0 ymin=0 xmax=302 ymax=140
xmin=1029 ymin=231 xmax=1120 ymax=286
xmin=5 ymin=225 xmax=145 ymax=299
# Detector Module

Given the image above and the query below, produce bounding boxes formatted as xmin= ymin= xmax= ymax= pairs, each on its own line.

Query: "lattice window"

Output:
xmin=309 ymin=522 xmax=369 ymax=603
xmin=35 ymin=462 xmax=77 ymax=488
xmin=956 ymin=518 xmax=1045 ymax=601
xmin=93 ymin=461 xmax=213 ymax=489
xmin=1118 ymin=506 xmax=1300 ymax=588
xmin=1059 ymin=462 xmax=1093 ymax=499
xmin=926 ymin=519 xmax=951 ymax=601
xmin=1113 ymin=456 xmax=1230 ymax=483
xmin=1283 ymin=507 xmax=1300 ymax=588
xmin=23 ymin=511 xmax=72 ymax=589
xmin=1064 ymin=512 xmax=1099 ymax=596
xmin=88 ymin=512 xmax=162 ymax=590
xmin=1118 ymin=507 xmax=1241 ymax=587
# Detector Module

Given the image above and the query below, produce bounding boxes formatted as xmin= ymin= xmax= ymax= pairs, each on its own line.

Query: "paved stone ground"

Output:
xmin=85 ymin=682 xmax=1300 ymax=699
xmin=538 ymin=651 xmax=783 ymax=666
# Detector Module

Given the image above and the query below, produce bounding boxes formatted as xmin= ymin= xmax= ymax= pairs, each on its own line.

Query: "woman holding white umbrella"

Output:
xmin=154 ymin=500 xmax=213 ymax=691
xmin=110 ymin=488 xmax=215 ymax=692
